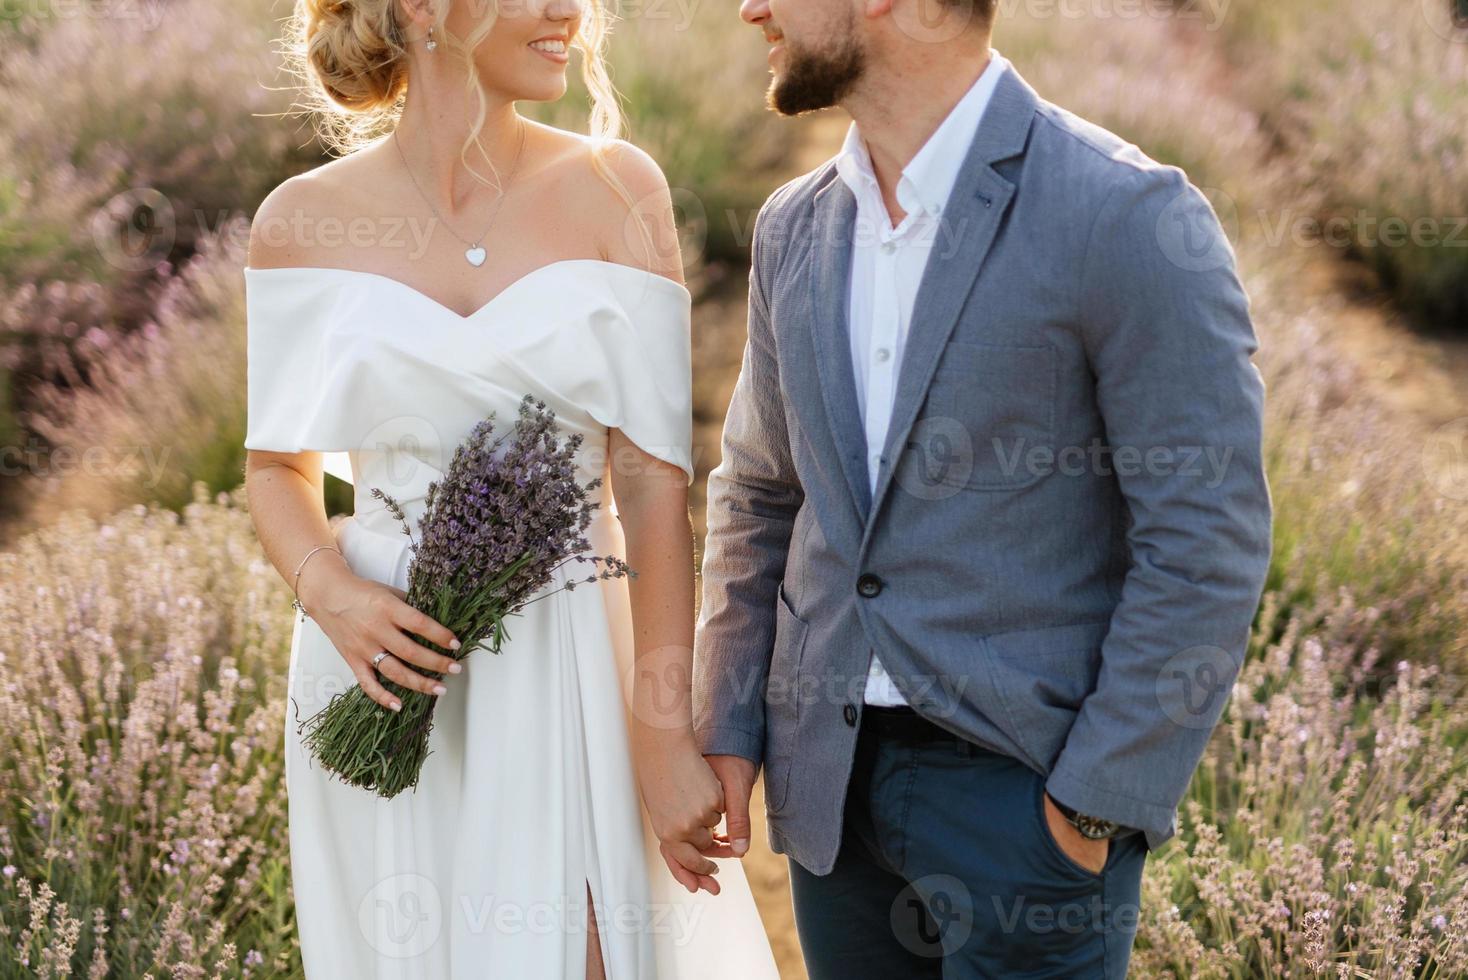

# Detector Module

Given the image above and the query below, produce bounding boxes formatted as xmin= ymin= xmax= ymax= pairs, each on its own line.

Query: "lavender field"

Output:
xmin=1 ymin=0 xmax=1466 ymax=976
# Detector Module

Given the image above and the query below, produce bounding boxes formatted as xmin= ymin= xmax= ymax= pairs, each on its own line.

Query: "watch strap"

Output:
xmin=1047 ymin=792 xmax=1122 ymax=839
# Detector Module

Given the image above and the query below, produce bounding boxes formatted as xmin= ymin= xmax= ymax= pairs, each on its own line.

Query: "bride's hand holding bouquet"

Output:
xmin=293 ymin=395 xmax=633 ymax=800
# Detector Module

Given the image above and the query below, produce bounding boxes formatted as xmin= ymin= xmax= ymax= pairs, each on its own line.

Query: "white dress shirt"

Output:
xmin=835 ymin=49 xmax=1010 ymax=707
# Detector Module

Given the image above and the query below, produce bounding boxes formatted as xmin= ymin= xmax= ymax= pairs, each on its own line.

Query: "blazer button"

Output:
xmin=843 ymin=703 xmax=858 ymax=726
xmin=856 ymin=573 xmax=883 ymax=598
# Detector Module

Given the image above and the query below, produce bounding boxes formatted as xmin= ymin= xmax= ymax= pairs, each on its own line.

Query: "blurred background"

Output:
xmin=1 ymin=0 xmax=1467 ymax=975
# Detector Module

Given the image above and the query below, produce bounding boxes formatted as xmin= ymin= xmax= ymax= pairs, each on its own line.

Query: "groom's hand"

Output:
xmin=704 ymin=755 xmax=758 ymax=858
xmin=1042 ymin=791 xmax=1110 ymax=875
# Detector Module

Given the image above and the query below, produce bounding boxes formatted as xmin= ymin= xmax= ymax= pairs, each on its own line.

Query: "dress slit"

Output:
xmin=562 ymin=562 xmax=614 ymax=980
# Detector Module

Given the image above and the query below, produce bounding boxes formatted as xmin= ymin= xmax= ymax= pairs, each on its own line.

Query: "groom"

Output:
xmin=693 ymin=0 xmax=1273 ymax=977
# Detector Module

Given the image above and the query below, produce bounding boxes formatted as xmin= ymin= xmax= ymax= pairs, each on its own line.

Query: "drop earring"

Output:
xmin=425 ymin=25 xmax=437 ymax=52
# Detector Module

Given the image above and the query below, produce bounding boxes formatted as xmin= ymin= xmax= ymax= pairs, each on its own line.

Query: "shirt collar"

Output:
xmin=835 ymin=48 xmax=1010 ymax=221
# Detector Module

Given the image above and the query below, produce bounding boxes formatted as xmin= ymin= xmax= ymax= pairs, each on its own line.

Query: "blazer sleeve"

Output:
xmin=1044 ymin=166 xmax=1274 ymax=849
xmin=692 ymin=202 xmax=806 ymax=765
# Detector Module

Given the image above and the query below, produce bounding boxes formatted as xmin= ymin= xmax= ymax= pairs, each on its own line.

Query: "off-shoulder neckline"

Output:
xmin=243 ymin=257 xmax=690 ymax=322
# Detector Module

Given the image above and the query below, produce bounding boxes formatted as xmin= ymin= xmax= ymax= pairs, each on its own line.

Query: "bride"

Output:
xmin=240 ymin=0 xmax=780 ymax=976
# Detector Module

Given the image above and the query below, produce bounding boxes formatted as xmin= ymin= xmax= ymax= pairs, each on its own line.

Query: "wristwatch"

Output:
xmin=1047 ymin=794 xmax=1123 ymax=840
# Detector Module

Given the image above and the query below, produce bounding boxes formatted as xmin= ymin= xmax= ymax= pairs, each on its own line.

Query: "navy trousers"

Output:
xmin=788 ymin=705 xmax=1150 ymax=979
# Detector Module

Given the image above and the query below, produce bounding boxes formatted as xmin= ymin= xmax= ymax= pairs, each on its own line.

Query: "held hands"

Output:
xmin=633 ymin=730 xmax=747 ymax=896
xmin=296 ymin=555 xmax=464 ymax=712
xmin=1042 ymin=790 xmax=1110 ymax=875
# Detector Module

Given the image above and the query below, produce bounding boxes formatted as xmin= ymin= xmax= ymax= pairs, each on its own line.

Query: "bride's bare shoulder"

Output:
xmin=246 ymin=145 xmax=393 ymax=270
xmin=527 ymin=122 xmax=681 ymax=282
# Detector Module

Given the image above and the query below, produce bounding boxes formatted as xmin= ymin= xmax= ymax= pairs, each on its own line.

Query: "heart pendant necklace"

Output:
xmin=392 ymin=118 xmax=527 ymax=268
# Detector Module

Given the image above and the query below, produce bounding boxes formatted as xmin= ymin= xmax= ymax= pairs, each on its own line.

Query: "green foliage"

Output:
xmin=1211 ymin=0 xmax=1468 ymax=331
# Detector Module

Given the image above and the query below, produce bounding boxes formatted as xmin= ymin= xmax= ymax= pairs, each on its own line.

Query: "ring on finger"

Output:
xmin=372 ymin=650 xmax=393 ymax=669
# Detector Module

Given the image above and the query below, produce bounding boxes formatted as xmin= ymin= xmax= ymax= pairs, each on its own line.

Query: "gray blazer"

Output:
xmin=693 ymin=61 xmax=1273 ymax=875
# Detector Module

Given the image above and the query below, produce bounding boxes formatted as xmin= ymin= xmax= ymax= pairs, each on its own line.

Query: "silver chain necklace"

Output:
xmin=392 ymin=119 xmax=527 ymax=267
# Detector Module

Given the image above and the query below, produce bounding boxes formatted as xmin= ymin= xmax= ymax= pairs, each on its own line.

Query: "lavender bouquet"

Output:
xmin=295 ymin=394 xmax=634 ymax=799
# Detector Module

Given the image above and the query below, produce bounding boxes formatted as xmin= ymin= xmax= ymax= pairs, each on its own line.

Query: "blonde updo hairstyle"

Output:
xmin=281 ymin=0 xmax=645 ymax=250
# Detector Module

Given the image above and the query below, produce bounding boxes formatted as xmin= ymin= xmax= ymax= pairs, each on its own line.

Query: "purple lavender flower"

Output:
xmin=297 ymin=395 xmax=634 ymax=798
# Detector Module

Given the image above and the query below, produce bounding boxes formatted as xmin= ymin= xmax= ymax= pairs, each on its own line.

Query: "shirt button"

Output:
xmin=881 ymin=240 xmax=896 ymax=254
xmin=843 ymin=703 xmax=858 ymax=727
xmin=874 ymin=347 xmax=891 ymax=362
xmin=857 ymin=573 xmax=883 ymax=598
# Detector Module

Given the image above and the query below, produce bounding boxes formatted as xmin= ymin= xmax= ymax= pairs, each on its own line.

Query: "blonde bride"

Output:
xmin=240 ymin=0 xmax=780 ymax=975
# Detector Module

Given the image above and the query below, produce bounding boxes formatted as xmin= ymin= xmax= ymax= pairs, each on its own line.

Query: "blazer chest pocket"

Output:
xmin=919 ymin=340 xmax=1057 ymax=491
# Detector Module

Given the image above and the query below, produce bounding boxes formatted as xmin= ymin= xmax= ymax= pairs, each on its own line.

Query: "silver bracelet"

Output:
xmin=291 ymin=544 xmax=343 ymax=619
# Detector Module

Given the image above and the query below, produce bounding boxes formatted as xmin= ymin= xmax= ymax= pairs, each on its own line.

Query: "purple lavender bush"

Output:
xmin=295 ymin=394 xmax=633 ymax=798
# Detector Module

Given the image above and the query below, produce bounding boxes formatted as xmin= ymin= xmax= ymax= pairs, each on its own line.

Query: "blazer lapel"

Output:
xmin=808 ymin=175 xmax=873 ymax=523
xmin=865 ymin=66 xmax=1038 ymax=524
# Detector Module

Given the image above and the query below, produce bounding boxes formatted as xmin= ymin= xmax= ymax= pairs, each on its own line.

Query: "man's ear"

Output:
xmin=889 ymin=0 xmax=986 ymax=43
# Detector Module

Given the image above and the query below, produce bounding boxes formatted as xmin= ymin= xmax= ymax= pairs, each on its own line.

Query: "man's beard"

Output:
xmin=767 ymin=34 xmax=865 ymax=116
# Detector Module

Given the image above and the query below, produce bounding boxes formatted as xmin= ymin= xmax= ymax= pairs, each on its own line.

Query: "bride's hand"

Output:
xmin=297 ymin=555 xmax=463 ymax=712
xmin=634 ymin=728 xmax=738 ymax=896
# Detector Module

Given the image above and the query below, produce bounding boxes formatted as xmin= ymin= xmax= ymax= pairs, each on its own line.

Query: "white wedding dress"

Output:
xmin=243 ymin=259 xmax=780 ymax=979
